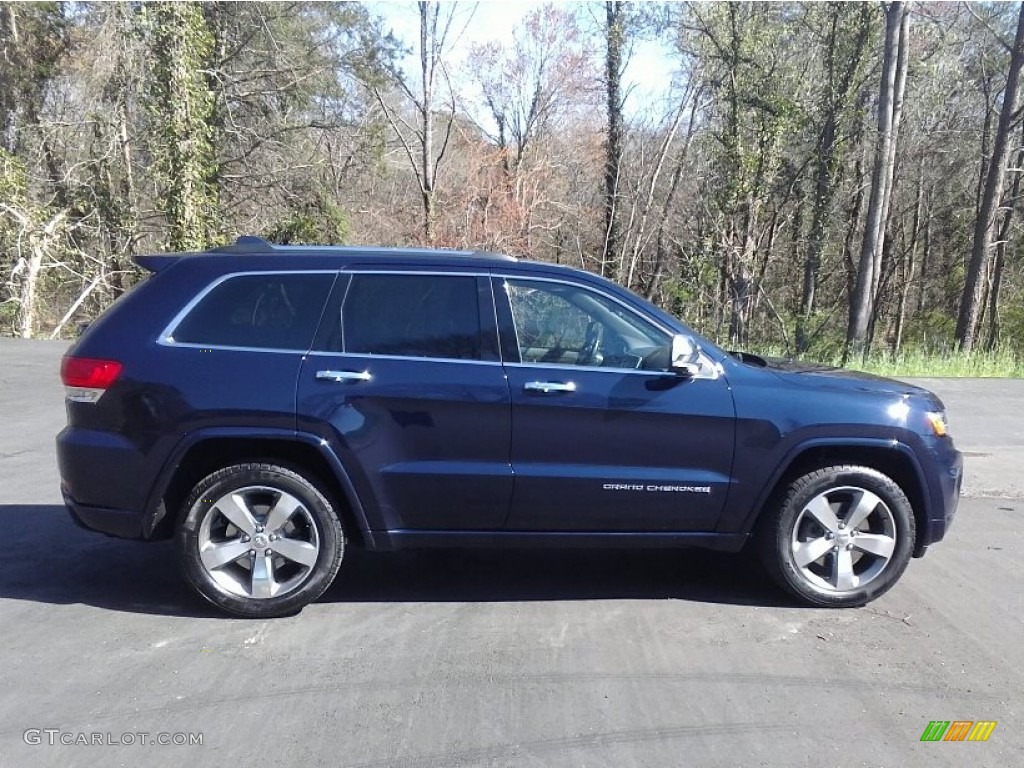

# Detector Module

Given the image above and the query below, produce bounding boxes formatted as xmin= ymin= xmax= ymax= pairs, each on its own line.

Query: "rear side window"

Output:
xmin=342 ymin=274 xmax=483 ymax=360
xmin=170 ymin=273 xmax=334 ymax=350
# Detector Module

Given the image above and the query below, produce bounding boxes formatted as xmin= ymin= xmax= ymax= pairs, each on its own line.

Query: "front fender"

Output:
xmin=723 ymin=435 xmax=930 ymax=537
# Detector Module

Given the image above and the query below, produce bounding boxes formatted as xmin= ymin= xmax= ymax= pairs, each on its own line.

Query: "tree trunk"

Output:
xmin=147 ymin=2 xmax=219 ymax=251
xmin=797 ymin=112 xmax=831 ymax=354
xmin=847 ymin=2 xmax=909 ymax=358
xmin=956 ymin=2 xmax=1024 ymax=351
xmin=894 ymin=168 xmax=924 ymax=353
xmin=1 ymin=4 xmax=20 ymax=153
xmin=798 ymin=3 xmax=872 ymax=354
xmin=916 ymin=192 xmax=932 ymax=316
xmin=18 ymin=245 xmax=43 ymax=339
xmin=602 ymin=1 xmax=625 ymax=280
xmin=625 ymin=89 xmax=691 ymax=291
xmin=373 ymin=2 xmax=455 ymax=245
xmin=646 ymin=91 xmax=701 ymax=300
xmin=986 ymin=122 xmax=1024 ymax=348
xmin=419 ymin=1 xmax=436 ymax=242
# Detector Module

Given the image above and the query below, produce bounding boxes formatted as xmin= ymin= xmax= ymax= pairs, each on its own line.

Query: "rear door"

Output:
xmin=496 ymin=275 xmax=736 ymax=532
xmin=296 ymin=270 xmax=512 ymax=532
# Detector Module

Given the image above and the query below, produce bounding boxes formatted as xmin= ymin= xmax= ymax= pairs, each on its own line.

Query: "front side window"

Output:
xmin=342 ymin=274 xmax=483 ymax=360
xmin=170 ymin=273 xmax=334 ymax=350
xmin=505 ymin=278 xmax=668 ymax=369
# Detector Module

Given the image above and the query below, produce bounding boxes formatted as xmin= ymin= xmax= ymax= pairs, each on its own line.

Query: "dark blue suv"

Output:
xmin=57 ymin=237 xmax=962 ymax=617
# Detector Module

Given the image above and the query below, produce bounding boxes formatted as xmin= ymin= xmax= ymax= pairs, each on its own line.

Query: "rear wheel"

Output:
xmin=177 ymin=463 xmax=344 ymax=618
xmin=758 ymin=465 xmax=915 ymax=607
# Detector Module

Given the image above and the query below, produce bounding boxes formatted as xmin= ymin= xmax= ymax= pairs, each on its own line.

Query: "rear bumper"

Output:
xmin=57 ymin=425 xmax=158 ymax=539
xmin=64 ymin=490 xmax=146 ymax=539
xmin=57 ymin=426 xmax=150 ymax=506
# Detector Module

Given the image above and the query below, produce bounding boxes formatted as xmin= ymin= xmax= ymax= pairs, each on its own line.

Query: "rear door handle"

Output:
xmin=316 ymin=369 xmax=372 ymax=383
xmin=523 ymin=381 xmax=576 ymax=394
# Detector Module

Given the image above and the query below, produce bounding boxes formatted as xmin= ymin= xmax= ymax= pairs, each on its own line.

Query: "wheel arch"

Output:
xmin=744 ymin=438 xmax=929 ymax=556
xmin=145 ymin=429 xmax=375 ymax=548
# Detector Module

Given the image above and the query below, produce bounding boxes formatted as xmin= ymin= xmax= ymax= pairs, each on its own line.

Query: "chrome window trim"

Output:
xmin=494 ymin=274 xmax=720 ymax=380
xmin=504 ymin=361 xmax=672 ymax=377
xmin=158 ymin=269 xmax=339 ymax=350
xmin=157 ymin=267 xmax=718 ymax=379
xmin=494 ymin=273 xmax=675 ymax=338
xmin=158 ymin=341 xmax=309 ymax=356
xmin=305 ymin=350 xmax=504 ymax=367
xmin=503 ymin=357 xmax=721 ymax=381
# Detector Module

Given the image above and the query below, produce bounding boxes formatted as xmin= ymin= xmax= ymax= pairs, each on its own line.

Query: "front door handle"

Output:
xmin=316 ymin=369 xmax=372 ymax=383
xmin=523 ymin=381 xmax=577 ymax=394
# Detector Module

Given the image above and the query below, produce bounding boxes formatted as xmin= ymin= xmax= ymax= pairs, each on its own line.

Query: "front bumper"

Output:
xmin=914 ymin=444 xmax=962 ymax=556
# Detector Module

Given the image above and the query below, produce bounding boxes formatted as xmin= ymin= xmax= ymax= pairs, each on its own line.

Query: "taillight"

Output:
xmin=61 ymin=356 xmax=122 ymax=402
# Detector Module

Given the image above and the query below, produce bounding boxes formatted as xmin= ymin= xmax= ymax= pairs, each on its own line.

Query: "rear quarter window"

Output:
xmin=169 ymin=273 xmax=335 ymax=350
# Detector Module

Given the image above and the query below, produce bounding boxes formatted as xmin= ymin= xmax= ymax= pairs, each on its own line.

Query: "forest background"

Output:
xmin=4 ymin=1 xmax=1024 ymax=375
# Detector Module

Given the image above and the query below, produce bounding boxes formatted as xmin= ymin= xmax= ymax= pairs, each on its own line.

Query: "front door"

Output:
xmin=496 ymin=276 xmax=736 ymax=532
xmin=297 ymin=271 xmax=512 ymax=532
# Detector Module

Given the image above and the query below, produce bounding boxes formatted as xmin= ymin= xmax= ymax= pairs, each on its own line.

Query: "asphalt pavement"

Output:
xmin=0 ymin=338 xmax=1021 ymax=767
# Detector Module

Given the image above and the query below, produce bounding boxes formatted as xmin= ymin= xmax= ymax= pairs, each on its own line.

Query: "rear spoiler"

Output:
xmin=134 ymin=236 xmax=275 ymax=273
xmin=134 ymin=254 xmax=182 ymax=273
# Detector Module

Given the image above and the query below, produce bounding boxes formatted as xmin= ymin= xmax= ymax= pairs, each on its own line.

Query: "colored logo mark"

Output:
xmin=920 ymin=721 xmax=997 ymax=742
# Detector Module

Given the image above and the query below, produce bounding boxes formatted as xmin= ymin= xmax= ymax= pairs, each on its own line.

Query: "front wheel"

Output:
xmin=177 ymin=463 xmax=344 ymax=618
xmin=758 ymin=465 xmax=915 ymax=608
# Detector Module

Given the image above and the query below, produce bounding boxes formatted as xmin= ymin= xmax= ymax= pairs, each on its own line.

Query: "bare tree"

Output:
xmin=469 ymin=4 xmax=596 ymax=174
xmin=847 ymin=1 xmax=910 ymax=359
xmin=602 ymin=0 xmax=627 ymax=280
xmin=797 ymin=2 xmax=875 ymax=353
xmin=2 ymin=198 xmax=70 ymax=339
xmin=985 ymin=118 xmax=1024 ymax=348
xmin=374 ymin=1 xmax=467 ymax=242
xmin=956 ymin=2 xmax=1024 ymax=351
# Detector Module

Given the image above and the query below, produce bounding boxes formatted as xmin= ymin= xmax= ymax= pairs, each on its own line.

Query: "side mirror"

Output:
xmin=670 ymin=334 xmax=701 ymax=376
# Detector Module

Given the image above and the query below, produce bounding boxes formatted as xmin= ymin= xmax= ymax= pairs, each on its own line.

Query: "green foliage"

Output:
xmin=751 ymin=343 xmax=1024 ymax=378
xmin=140 ymin=1 xmax=221 ymax=251
xmin=0 ymin=2 xmax=70 ymax=150
xmin=1000 ymin=304 xmax=1024 ymax=354
xmin=853 ymin=347 xmax=1024 ymax=378
xmin=265 ymin=196 xmax=350 ymax=245
xmin=325 ymin=2 xmax=404 ymax=90
xmin=900 ymin=310 xmax=957 ymax=348
xmin=0 ymin=149 xmax=28 ymax=279
xmin=0 ymin=0 xmax=1022 ymax=359
xmin=0 ymin=147 xmax=26 ymax=204
xmin=196 ymin=2 xmax=399 ymax=243
xmin=689 ymin=3 xmax=804 ymax=216
xmin=0 ymin=297 xmax=16 ymax=332
xmin=0 ymin=147 xmax=54 ymax=247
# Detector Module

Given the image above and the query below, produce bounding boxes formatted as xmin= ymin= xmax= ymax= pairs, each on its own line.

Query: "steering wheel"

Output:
xmin=578 ymin=321 xmax=605 ymax=366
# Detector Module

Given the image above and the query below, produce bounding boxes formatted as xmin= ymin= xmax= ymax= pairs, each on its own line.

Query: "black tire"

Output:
xmin=757 ymin=465 xmax=915 ymax=608
xmin=177 ymin=463 xmax=344 ymax=618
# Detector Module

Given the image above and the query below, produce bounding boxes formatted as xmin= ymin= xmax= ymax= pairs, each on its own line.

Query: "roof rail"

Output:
xmin=212 ymin=235 xmax=275 ymax=254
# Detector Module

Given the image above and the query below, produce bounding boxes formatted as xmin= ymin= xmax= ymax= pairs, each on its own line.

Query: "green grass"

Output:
xmin=752 ymin=345 xmax=1024 ymax=378
xmin=849 ymin=347 xmax=1024 ymax=378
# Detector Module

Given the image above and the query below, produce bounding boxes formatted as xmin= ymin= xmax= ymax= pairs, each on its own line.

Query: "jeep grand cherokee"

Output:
xmin=57 ymin=237 xmax=962 ymax=617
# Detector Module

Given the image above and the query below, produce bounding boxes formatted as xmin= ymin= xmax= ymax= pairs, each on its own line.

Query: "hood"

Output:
xmin=730 ymin=351 xmax=939 ymax=403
